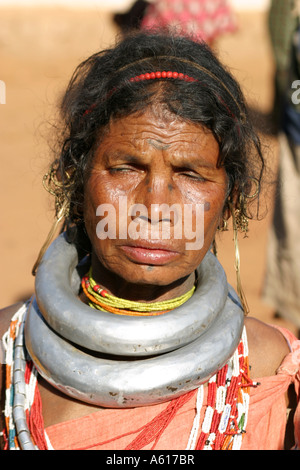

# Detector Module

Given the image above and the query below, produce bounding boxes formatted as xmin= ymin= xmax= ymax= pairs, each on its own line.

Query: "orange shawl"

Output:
xmin=45 ymin=327 xmax=300 ymax=450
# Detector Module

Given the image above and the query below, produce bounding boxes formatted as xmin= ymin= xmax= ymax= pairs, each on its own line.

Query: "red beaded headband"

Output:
xmin=129 ymin=71 xmax=197 ymax=82
xmin=84 ymin=71 xmax=198 ymax=116
xmin=118 ymin=55 xmax=246 ymax=120
xmin=84 ymin=68 xmax=245 ymax=123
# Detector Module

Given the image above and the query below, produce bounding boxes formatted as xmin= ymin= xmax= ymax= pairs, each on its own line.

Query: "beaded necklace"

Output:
xmin=1 ymin=304 xmax=256 ymax=451
xmin=81 ymin=268 xmax=196 ymax=316
xmin=188 ymin=326 xmax=253 ymax=450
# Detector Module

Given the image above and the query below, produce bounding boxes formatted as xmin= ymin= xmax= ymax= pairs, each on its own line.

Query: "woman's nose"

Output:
xmin=129 ymin=171 xmax=180 ymax=227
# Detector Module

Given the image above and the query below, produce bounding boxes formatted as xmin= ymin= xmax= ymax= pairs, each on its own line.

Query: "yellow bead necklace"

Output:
xmin=81 ymin=267 xmax=196 ymax=316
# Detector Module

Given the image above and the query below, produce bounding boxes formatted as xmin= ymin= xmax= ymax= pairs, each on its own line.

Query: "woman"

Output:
xmin=0 ymin=32 xmax=299 ymax=451
xmin=263 ymin=0 xmax=300 ymax=329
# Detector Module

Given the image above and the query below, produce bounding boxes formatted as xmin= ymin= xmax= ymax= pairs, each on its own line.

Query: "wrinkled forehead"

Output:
xmin=98 ymin=102 xmax=217 ymax=151
xmin=92 ymin=104 xmax=221 ymax=176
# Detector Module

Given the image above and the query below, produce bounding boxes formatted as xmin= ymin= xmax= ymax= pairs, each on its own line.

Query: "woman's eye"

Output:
xmin=180 ymin=171 xmax=206 ymax=181
xmin=173 ymin=166 xmax=206 ymax=181
xmin=109 ymin=166 xmax=133 ymax=174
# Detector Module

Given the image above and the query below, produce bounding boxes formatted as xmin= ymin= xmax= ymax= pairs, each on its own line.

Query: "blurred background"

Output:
xmin=0 ymin=0 xmax=298 ymax=335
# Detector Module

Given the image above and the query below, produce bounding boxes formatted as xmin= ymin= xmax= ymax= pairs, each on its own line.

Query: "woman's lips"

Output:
xmin=120 ymin=244 xmax=180 ymax=265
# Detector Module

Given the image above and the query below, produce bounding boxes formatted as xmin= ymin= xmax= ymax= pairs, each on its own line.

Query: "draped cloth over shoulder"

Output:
xmin=44 ymin=327 xmax=300 ymax=450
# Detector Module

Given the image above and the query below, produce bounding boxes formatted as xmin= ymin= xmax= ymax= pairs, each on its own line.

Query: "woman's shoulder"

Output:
xmin=245 ymin=316 xmax=292 ymax=378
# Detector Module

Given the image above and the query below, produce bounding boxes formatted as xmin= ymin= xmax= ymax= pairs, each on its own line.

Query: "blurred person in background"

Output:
xmin=114 ymin=0 xmax=150 ymax=32
xmin=263 ymin=0 xmax=300 ymax=333
xmin=114 ymin=0 xmax=237 ymax=46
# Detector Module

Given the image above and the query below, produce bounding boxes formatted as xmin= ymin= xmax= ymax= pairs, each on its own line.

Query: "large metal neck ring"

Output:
xmin=24 ymin=233 xmax=244 ymax=408
xmin=32 ymin=233 xmax=231 ymax=357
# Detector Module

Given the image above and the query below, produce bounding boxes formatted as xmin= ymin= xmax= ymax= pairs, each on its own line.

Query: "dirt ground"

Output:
xmin=0 ymin=6 xmax=298 ymax=336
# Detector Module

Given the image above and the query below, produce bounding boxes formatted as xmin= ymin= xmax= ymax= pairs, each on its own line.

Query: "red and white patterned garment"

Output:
xmin=44 ymin=327 xmax=300 ymax=450
xmin=141 ymin=0 xmax=237 ymax=43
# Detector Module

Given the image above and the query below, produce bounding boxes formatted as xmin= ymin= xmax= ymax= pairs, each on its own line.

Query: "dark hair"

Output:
xmin=46 ymin=31 xmax=264 ymax=234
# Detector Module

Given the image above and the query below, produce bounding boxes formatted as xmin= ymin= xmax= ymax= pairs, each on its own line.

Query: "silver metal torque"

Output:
xmin=25 ymin=288 xmax=243 ymax=408
xmin=33 ymin=233 xmax=228 ymax=357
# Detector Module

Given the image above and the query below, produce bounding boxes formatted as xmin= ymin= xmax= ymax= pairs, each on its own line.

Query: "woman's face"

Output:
xmin=84 ymin=104 xmax=228 ymax=288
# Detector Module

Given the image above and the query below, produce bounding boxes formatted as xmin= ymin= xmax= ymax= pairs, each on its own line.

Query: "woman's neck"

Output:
xmin=89 ymin=257 xmax=196 ymax=303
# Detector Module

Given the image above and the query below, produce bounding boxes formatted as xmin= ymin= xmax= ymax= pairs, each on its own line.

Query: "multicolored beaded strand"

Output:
xmin=1 ymin=304 xmax=52 ymax=450
xmin=185 ymin=327 xmax=256 ymax=450
xmin=2 ymin=304 xmax=29 ymax=449
xmin=81 ymin=269 xmax=196 ymax=316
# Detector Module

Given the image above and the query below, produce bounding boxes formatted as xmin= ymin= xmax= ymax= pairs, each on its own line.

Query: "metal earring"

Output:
xmin=230 ymin=202 xmax=249 ymax=315
xmin=32 ymin=164 xmax=71 ymax=275
xmin=32 ymin=198 xmax=69 ymax=275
